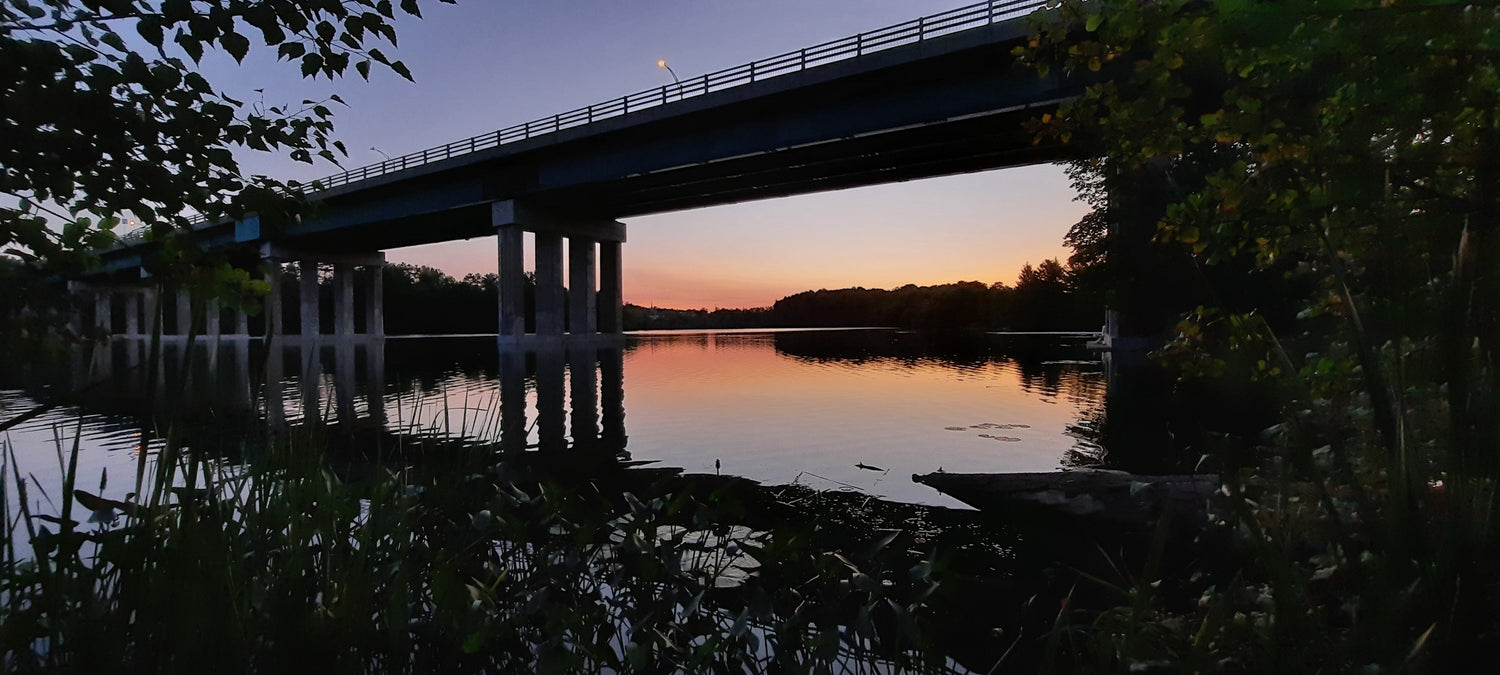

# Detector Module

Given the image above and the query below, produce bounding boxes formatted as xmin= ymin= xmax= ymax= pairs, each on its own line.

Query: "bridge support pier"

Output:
xmin=534 ymin=232 xmax=565 ymax=336
xmin=263 ymin=261 xmax=284 ymax=339
xmin=492 ymin=200 xmax=626 ymax=345
xmin=123 ymin=291 xmax=140 ymax=337
xmin=175 ymin=289 xmax=193 ymax=337
xmin=69 ymin=282 xmax=160 ymax=339
xmin=299 ymin=260 xmax=320 ymax=340
xmin=259 ymin=245 xmax=386 ymax=342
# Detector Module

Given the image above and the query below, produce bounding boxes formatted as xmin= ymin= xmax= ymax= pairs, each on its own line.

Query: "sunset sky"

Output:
xmin=208 ymin=0 xmax=1087 ymax=309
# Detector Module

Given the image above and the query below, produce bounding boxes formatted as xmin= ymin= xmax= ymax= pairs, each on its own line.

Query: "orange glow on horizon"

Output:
xmin=384 ymin=165 xmax=1087 ymax=311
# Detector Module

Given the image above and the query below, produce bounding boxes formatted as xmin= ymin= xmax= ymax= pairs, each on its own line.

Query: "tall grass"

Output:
xmin=0 ymin=407 xmax=957 ymax=673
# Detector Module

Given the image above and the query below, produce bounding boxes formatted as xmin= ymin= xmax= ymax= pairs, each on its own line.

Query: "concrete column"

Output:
xmin=234 ymin=307 xmax=249 ymax=337
xmin=599 ymin=241 xmax=624 ymax=333
xmin=299 ymin=260 xmax=319 ymax=340
xmin=363 ymin=265 xmax=385 ymax=337
xmin=535 ymin=232 xmax=565 ymax=336
xmin=568 ymin=238 xmax=598 ymax=335
xmin=496 ymin=225 xmax=526 ymax=340
xmin=334 ymin=263 xmax=355 ymax=338
xmin=123 ymin=291 xmax=140 ymax=337
xmin=205 ymin=298 xmax=221 ymax=338
xmin=264 ymin=263 xmax=283 ymax=338
xmin=176 ymin=289 xmax=192 ymax=336
xmin=141 ymin=288 xmax=158 ymax=337
xmin=94 ymin=291 xmax=112 ymax=335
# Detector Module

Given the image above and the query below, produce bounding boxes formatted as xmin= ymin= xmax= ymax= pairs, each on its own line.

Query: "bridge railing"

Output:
xmin=121 ymin=0 xmax=1045 ymax=243
xmin=314 ymin=0 xmax=1045 ymax=190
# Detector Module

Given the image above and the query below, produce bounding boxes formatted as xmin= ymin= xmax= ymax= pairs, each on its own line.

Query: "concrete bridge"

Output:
xmin=80 ymin=0 xmax=1069 ymax=345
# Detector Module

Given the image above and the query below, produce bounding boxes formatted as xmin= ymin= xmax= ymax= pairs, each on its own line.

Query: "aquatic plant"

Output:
xmin=0 ymin=412 xmax=960 ymax=673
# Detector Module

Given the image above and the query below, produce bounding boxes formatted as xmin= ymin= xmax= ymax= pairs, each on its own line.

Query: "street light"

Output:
xmin=656 ymin=58 xmax=680 ymax=84
xmin=370 ymin=146 xmax=391 ymax=161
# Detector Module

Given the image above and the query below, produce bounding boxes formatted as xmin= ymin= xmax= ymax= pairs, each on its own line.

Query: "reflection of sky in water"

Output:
xmin=0 ymin=330 xmax=1104 ymax=516
xmin=623 ymin=331 xmax=1103 ymax=506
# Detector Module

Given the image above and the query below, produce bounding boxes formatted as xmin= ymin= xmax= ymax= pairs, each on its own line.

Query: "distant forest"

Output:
xmin=362 ymin=258 xmax=1100 ymax=335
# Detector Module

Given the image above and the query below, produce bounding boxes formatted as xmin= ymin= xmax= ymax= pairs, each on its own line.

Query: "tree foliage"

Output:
xmin=1 ymin=0 xmax=452 ymax=275
xmin=1020 ymin=0 xmax=1500 ymax=669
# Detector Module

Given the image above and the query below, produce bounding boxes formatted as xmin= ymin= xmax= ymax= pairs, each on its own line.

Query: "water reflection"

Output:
xmin=2 ymin=330 xmax=1109 ymax=508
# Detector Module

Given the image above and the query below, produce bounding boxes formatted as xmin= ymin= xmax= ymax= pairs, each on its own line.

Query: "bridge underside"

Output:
xmin=92 ymin=11 xmax=1078 ymax=343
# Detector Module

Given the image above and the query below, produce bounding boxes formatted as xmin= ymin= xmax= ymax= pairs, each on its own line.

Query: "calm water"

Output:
xmin=0 ymin=329 xmax=1105 ymax=511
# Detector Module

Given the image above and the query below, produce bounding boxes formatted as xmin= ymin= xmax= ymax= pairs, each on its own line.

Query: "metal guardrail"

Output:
xmin=314 ymin=0 xmax=1045 ymax=190
xmin=119 ymin=0 xmax=1046 ymax=244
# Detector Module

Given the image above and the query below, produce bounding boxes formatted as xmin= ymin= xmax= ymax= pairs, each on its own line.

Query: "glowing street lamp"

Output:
xmin=656 ymin=58 xmax=680 ymax=84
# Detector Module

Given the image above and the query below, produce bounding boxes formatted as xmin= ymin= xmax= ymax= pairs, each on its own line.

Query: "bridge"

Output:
xmin=79 ymin=0 xmax=1071 ymax=345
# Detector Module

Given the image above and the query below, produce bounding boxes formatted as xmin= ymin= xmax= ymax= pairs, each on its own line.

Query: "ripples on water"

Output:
xmin=0 ymin=329 xmax=1106 ymax=511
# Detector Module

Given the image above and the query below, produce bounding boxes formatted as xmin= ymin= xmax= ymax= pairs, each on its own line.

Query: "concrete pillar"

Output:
xmin=334 ymin=263 xmax=355 ymax=338
xmin=599 ymin=241 xmax=624 ymax=333
xmin=94 ymin=291 xmax=112 ymax=335
xmin=141 ymin=288 xmax=158 ymax=337
xmin=234 ymin=307 xmax=249 ymax=337
xmin=176 ymin=289 xmax=192 ymax=336
xmin=264 ymin=263 xmax=283 ymax=338
xmin=568 ymin=238 xmax=598 ymax=335
xmin=123 ymin=291 xmax=140 ymax=337
xmin=496 ymin=225 xmax=526 ymax=340
xmin=363 ymin=266 xmax=385 ymax=337
xmin=299 ymin=260 xmax=319 ymax=340
xmin=205 ymin=298 xmax=220 ymax=338
xmin=535 ymin=232 xmax=564 ymax=336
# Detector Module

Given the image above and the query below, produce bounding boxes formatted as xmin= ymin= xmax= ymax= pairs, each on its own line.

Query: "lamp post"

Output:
xmin=370 ymin=146 xmax=391 ymax=161
xmin=657 ymin=59 xmax=681 ymax=102
xmin=656 ymin=58 xmax=680 ymax=84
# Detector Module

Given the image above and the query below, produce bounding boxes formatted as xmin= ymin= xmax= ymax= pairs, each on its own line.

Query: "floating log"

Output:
xmin=913 ymin=469 xmax=1220 ymax=529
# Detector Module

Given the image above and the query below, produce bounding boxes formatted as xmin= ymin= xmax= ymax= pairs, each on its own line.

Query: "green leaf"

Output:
xmin=176 ymin=30 xmax=204 ymax=63
xmin=137 ymin=17 xmax=165 ymax=48
xmin=221 ymin=32 xmax=250 ymax=62
xmin=100 ymin=31 xmax=128 ymax=53
xmin=400 ymin=0 xmax=423 ymax=18
xmin=1086 ymin=14 xmax=1102 ymax=32
xmin=355 ymin=59 xmax=371 ymax=80
xmin=278 ymin=42 xmax=306 ymax=60
xmin=301 ymin=53 xmax=325 ymax=78
xmin=390 ymin=60 xmax=413 ymax=82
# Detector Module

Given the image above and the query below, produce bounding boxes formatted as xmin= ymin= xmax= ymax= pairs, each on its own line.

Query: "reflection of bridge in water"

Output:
xmin=69 ymin=337 xmax=628 ymax=461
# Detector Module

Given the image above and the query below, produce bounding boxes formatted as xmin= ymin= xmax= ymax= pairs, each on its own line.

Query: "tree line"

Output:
xmin=364 ymin=258 xmax=1101 ymax=335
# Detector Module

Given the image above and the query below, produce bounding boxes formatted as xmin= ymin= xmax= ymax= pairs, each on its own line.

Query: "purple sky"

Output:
xmin=205 ymin=0 xmax=1085 ymax=309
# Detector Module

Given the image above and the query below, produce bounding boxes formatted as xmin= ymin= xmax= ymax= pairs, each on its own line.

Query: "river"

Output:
xmin=0 ymin=328 xmax=1106 ymax=513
